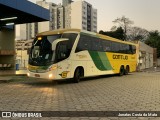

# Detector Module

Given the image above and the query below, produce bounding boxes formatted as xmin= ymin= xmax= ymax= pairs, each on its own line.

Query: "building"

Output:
xmin=65 ymin=0 xmax=97 ymax=32
xmin=15 ymin=0 xmax=97 ymax=40
xmin=53 ymin=5 xmax=65 ymax=29
xmin=15 ymin=0 xmax=57 ymax=40
xmin=0 ymin=0 xmax=49 ymax=74
xmin=137 ymin=41 xmax=154 ymax=70
xmin=62 ymin=0 xmax=72 ymax=6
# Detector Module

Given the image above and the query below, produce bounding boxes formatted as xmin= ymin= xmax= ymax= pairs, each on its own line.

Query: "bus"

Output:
xmin=27 ymin=29 xmax=137 ymax=83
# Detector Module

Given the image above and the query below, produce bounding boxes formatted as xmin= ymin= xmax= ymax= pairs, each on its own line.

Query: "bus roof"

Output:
xmin=37 ymin=29 xmax=81 ymax=36
xmin=80 ymin=30 xmax=137 ymax=46
xmin=96 ymin=33 xmax=137 ymax=46
xmin=37 ymin=28 xmax=137 ymax=46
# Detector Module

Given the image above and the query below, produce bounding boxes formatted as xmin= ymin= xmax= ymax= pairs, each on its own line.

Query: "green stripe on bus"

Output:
xmin=97 ymin=52 xmax=113 ymax=70
xmin=88 ymin=51 xmax=113 ymax=71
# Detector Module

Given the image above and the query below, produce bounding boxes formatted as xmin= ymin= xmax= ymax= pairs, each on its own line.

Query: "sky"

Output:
xmin=28 ymin=0 xmax=160 ymax=32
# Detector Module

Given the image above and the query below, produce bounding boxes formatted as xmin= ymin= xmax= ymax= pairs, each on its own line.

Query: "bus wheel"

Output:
xmin=125 ymin=66 xmax=129 ymax=75
xmin=73 ymin=68 xmax=81 ymax=83
xmin=119 ymin=66 xmax=124 ymax=76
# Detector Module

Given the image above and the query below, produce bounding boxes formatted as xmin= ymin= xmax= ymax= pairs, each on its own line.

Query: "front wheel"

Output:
xmin=73 ymin=68 xmax=81 ymax=83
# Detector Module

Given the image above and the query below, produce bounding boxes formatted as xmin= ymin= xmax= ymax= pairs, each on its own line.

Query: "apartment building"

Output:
xmin=65 ymin=0 xmax=97 ymax=32
xmin=15 ymin=0 xmax=97 ymax=40
xmin=16 ymin=0 xmax=57 ymax=40
xmin=62 ymin=0 xmax=72 ymax=6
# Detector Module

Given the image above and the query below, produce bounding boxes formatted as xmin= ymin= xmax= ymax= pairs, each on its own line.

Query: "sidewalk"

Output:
xmin=15 ymin=69 xmax=28 ymax=75
xmin=0 ymin=69 xmax=27 ymax=76
xmin=141 ymin=66 xmax=160 ymax=72
xmin=0 ymin=69 xmax=27 ymax=82
xmin=0 ymin=76 xmax=12 ymax=82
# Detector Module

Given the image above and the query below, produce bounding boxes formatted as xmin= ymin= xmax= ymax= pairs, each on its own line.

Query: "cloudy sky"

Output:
xmin=28 ymin=0 xmax=160 ymax=32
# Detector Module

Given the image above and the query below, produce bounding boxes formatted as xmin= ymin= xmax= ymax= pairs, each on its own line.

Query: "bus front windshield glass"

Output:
xmin=29 ymin=34 xmax=61 ymax=66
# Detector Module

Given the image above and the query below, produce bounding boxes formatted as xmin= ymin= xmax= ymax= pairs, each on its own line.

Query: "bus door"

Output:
xmin=56 ymin=40 xmax=71 ymax=79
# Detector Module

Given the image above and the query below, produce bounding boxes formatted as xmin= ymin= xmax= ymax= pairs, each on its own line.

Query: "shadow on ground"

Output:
xmin=20 ymin=74 xmax=133 ymax=88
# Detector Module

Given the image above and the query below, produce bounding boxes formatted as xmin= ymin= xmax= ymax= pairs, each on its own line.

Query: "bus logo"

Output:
xmin=113 ymin=54 xmax=128 ymax=60
xmin=59 ymin=71 xmax=70 ymax=78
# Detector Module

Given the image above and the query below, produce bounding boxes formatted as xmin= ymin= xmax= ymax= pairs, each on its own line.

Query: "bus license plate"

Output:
xmin=35 ymin=74 xmax=40 ymax=77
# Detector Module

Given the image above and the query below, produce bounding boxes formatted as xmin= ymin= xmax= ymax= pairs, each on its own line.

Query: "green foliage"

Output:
xmin=99 ymin=27 xmax=125 ymax=40
xmin=145 ymin=30 xmax=160 ymax=58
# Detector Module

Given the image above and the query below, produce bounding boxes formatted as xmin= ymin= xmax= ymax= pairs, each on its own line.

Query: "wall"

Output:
xmin=16 ymin=50 xmax=28 ymax=69
xmin=71 ymin=1 xmax=82 ymax=29
xmin=157 ymin=59 xmax=160 ymax=66
xmin=138 ymin=41 xmax=154 ymax=70
xmin=0 ymin=28 xmax=15 ymax=69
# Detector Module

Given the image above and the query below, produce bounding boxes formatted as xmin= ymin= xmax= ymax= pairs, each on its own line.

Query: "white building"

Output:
xmin=62 ymin=0 xmax=72 ymax=6
xmin=15 ymin=0 xmax=57 ymax=40
xmin=65 ymin=0 xmax=97 ymax=32
xmin=53 ymin=5 xmax=65 ymax=29
xmin=15 ymin=0 xmax=97 ymax=40
xmin=137 ymin=41 xmax=154 ymax=70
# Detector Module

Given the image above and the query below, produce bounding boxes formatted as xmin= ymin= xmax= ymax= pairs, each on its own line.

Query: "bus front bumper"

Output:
xmin=27 ymin=71 xmax=56 ymax=80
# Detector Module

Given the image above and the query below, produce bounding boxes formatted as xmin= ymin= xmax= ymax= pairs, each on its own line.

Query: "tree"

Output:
xmin=145 ymin=30 xmax=160 ymax=58
xmin=113 ymin=16 xmax=134 ymax=39
xmin=99 ymin=27 xmax=125 ymax=40
xmin=127 ymin=27 xmax=149 ymax=42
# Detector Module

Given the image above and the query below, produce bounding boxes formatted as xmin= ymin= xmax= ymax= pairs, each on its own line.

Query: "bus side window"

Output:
xmin=120 ymin=43 xmax=130 ymax=54
xmin=102 ymin=40 xmax=111 ymax=52
xmin=132 ymin=45 xmax=136 ymax=54
xmin=75 ymin=35 xmax=91 ymax=52
xmin=111 ymin=42 xmax=120 ymax=53
xmin=91 ymin=37 xmax=102 ymax=51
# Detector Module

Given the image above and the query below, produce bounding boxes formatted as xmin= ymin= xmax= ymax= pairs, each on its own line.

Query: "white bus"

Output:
xmin=27 ymin=29 xmax=137 ymax=82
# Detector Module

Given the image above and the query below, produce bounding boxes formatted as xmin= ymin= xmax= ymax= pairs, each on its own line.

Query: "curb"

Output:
xmin=0 ymin=77 xmax=12 ymax=83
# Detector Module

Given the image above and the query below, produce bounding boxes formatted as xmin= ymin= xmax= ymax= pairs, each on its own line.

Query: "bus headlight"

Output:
xmin=49 ymin=74 xmax=53 ymax=78
xmin=27 ymin=73 xmax=30 ymax=76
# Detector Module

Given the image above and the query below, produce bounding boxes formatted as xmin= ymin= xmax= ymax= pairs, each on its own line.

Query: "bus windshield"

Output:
xmin=29 ymin=34 xmax=61 ymax=66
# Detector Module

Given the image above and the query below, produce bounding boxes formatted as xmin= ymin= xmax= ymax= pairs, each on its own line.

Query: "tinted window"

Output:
xmin=76 ymin=34 xmax=91 ymax=52
xmin=132 ymin=45 xmax=136 ymax=54
xmin=111 ymin=42 xmax=120 ymax=53
xmin=76 ymin=34 xmax=136 ymax=54
xmin=61 ymin=33 xmax=78 ymax=50
xmin=119 ymin=43 xmax=130 ymax=54
xmin=29 ymin=34 xmax=61 ymax=66
xmin=92 ymin=38 xmax=103 ymax=51
xmin=102 ymin=40 xmax=111 ymax=52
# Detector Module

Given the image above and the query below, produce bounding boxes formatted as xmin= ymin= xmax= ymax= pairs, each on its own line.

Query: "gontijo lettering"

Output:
xmin=113 ymin=54 xmax=128 ymax=60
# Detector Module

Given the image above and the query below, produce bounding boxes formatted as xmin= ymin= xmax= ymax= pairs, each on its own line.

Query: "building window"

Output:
xmin=82 ymin=17 xmax=86 ymax=20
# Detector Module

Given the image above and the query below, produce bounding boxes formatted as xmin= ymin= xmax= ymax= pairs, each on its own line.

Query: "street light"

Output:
xmin=0 ymin=17 xmax=17 ymax=21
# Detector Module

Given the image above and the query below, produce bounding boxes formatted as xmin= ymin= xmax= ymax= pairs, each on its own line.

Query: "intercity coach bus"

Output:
xmin=27 ymin=29 xmax=137 ymax=83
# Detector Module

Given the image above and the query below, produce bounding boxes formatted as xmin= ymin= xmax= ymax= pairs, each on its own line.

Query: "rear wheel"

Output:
xmin=125 ymin=66 xmax=129 ymax=75
xmin=119 ymin=66 xmax=125 ymax=76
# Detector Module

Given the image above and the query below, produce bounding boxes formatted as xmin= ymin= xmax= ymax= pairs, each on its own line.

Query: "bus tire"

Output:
xmin=73 ymin=67 xmax=84 ymax=83
xmin=125 ymin=65 xmax=129 ymax=75
xmin=119 ymin=65 xmax=124 ymax=76
xmin=73 ymin=68 xmax=81 ymax=83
